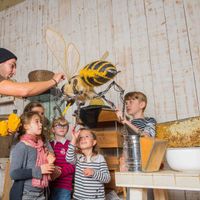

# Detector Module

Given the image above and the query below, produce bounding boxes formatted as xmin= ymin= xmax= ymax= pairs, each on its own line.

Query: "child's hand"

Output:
xmin=41 ymin=163 xmax=55 ymax=174
xmin=71 ymin=126 xmax=80 ymax=145
xmin=51 ymin=166 xmax=62 ymax=180
xmin=115 ymin=109 xmax=125 ymax=124
xmin=47 ymin=152 xmax=56 ymax=164
xmin=83 ymin=168 xmax=94 ymax=177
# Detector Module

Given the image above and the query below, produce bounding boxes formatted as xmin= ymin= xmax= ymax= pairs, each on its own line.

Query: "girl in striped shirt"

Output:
xmin=66 ymin=128 xmax=111 ymax=200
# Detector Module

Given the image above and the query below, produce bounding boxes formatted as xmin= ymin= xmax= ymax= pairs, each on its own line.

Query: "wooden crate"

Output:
xmin=94 ymin=130 xmax=123 ymax=148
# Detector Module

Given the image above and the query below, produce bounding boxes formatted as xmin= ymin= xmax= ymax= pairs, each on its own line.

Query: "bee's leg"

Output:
xmin=95 ymin=81 xmax=115 ymax=97
xmin=73 ymin=100 xmax=85 ymax=125
xmin=101 ymin=95 xmax=116 ymax=109
xmin=53 ymin=98 xmax=66 ymax=118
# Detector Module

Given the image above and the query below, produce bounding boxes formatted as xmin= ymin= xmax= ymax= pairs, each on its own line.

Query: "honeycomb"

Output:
xmin=156 ymin=116 xmax=200 ymax=147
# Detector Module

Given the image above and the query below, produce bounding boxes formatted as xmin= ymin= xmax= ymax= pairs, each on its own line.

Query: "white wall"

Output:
xmin=0 ymin=0 xmax=200 ymax=199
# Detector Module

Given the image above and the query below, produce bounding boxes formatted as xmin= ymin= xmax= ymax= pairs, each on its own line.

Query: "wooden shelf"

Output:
xmin=91 ymin=110 xmax=123 ymax=195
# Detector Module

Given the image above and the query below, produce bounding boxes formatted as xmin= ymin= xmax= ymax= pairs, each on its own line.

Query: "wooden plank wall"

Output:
xmin=0 ymin=0 xmax=200 ymax=199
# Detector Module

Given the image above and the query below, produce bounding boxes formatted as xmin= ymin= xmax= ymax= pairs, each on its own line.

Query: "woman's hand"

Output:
xmin=40 ymin=163 xmax=55 ymax=174
xmin=52 ymin=73 xmax=65 ymax=84
xmin=83 ymin=168 xmax=94 ymax=177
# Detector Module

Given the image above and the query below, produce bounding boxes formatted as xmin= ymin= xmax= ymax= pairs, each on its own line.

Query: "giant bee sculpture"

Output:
xmin=45 ymin=28 xmax=123 ymax=117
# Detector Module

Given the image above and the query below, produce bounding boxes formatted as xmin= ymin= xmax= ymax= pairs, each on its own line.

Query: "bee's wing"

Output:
xmin=100 ymin=51 xmax=109 ymax=60
xmin=45 ymin=28 xmax=70 ymax=80
xmin=66 ymin=43 xmax=80 ymax=76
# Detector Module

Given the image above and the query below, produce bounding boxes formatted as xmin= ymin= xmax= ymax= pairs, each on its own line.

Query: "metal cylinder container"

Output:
xmin=124 ymin=135 xmax=141 ymax=172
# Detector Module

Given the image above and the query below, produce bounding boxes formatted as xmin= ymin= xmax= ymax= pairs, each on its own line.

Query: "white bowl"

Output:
xmin=166 ymin=147 xmax=200 ymax=172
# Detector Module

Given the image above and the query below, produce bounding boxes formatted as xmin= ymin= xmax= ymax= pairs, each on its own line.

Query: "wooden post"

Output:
xmin=2 ymin=160 xmax=12 ymax=200
xmin=129 ymin=188 xmax=147 ymax=200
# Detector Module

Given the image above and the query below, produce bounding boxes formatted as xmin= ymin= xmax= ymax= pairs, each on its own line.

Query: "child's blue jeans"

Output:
xmin=49 ymin=188 xmax=71 ymax=200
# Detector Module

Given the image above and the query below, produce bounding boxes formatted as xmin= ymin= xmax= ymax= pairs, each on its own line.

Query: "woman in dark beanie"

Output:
xmin=0 ymin=48 xmax=65 ymax=97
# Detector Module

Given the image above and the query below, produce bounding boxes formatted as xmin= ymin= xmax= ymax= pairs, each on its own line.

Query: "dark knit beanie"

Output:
xmin=0 ymin=48 xmax=17 ymax=64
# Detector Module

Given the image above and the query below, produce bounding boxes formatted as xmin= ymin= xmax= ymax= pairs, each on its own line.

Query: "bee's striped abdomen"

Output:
xmin=79 ymin=60 xmax=117 ymax=87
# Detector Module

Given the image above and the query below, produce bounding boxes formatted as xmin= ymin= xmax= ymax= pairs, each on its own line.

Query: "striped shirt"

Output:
xmin=66 ymin=144 xmax=111 ymax=200
xmin=131 ymin=117 xmax=156 ymax=137
xmin=50 ymin=139 xmax=75 ymax=191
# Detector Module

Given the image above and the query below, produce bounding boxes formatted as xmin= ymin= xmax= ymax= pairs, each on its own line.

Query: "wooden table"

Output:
xmin=115 ymin=170 xmax=200 ymax=200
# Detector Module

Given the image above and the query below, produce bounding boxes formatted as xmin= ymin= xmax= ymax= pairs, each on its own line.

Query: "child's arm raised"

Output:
xmin=116 ymin=109 xmax=155 ymax=136
xmin=70 ymin=127 xmax=80 ymax=146
xmin=66 ymin=128 xmax=80 ymax=164
xmin=115 ymin=109 xmax=141 ymax=134
xmin=66 ymin=143 xmax=77 ymax=165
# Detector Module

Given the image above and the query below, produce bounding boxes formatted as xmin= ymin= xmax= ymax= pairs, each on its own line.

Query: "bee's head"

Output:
xmin=62 ymin=76 xmax=82 ymax=96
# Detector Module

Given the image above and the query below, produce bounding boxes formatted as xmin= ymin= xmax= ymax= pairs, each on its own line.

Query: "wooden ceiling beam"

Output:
xmin=0 ymin=0 xmax=25 ymax=11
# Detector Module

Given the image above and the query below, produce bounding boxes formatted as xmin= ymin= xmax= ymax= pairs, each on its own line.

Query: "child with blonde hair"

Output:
xmin=49 ymin=117 xmax=75 ymax=200
xmin=117 ymin=91 xmax=156 ymax=200
xmin=117 ymin=91 xmax=156 ymax=137
xmin=66 ymin=128 xmax=111 ymax=200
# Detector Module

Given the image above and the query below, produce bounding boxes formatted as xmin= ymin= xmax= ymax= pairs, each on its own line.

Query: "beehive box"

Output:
xmin=156 ymin=116 xmax=200 ymax=147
